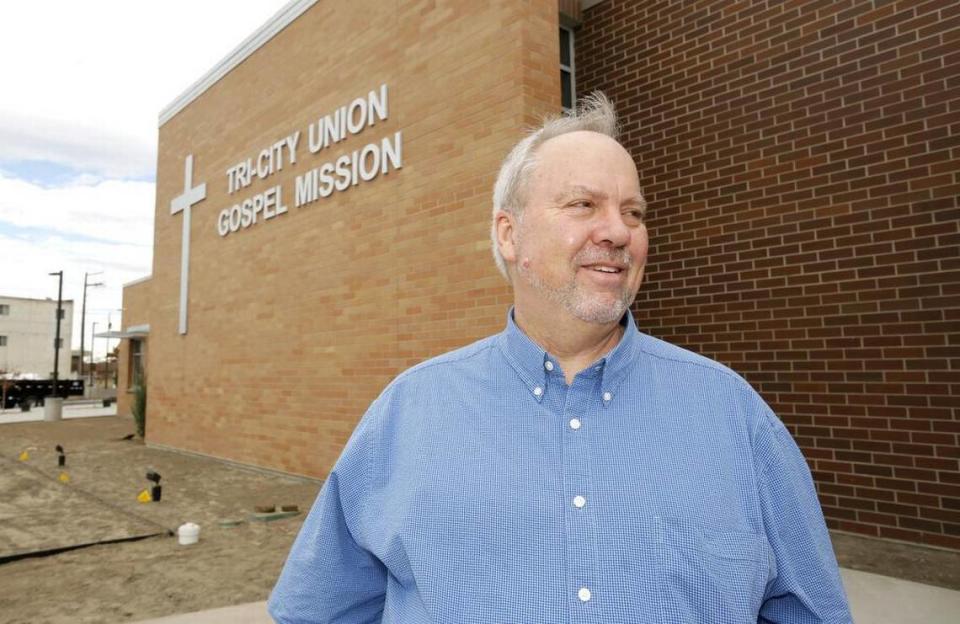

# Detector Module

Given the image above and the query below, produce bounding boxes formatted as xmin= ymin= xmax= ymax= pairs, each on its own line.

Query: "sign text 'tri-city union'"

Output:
xmin=216 ymin=83 xmax=401 ymax=238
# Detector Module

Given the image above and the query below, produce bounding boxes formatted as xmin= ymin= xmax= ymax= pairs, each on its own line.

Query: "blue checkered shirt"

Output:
xmin=269 ymin=310 xmax=851 ymax=623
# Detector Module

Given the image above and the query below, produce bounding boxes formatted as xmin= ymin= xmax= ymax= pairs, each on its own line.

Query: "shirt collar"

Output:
xmin=497 ymin=307 xmax=640 ymax=406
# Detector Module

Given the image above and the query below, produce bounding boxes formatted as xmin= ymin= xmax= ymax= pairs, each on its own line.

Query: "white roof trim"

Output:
xmin=96 ymin=330 xmax=147 ymax=339
xmin=97 ymin=324 xmax=150 ymax=339
xmin=158 ymin=0 xmax=319 ymax=127
xmin=123 ymin=274 xmax=153 ymax=288
xmin=0 ymin=295 xmax=75 ymax=303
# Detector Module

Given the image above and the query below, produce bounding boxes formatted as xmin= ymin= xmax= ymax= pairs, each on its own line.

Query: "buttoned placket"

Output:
xmin=497 ymin=310 xmax=639 ymax=621
xmin=545 ymin=357 xmax=602 ymax=622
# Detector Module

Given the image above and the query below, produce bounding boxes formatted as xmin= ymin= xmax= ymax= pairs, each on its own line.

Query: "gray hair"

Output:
xmin=490 ymin=92 xmax=620 ymax=280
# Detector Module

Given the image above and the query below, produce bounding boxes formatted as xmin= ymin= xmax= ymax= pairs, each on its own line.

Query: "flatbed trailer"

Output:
xmin=1 ymin=379 xmax=84 ymax=409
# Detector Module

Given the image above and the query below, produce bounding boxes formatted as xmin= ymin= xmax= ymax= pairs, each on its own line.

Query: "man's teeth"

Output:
xmin=592 ymin=266 xmax=620 ymax=273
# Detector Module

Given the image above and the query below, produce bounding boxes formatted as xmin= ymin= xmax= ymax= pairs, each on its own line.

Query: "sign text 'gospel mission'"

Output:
xmin=216 ymin=84 xmax=402 ymax=237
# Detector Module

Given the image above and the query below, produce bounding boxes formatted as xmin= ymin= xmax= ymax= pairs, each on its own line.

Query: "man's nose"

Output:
xmin=592 ymin=205 xmax=631 ymax=247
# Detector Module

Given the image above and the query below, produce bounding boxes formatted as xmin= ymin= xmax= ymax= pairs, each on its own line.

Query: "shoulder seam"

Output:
xmin=747 ymin=388 xmax=781 ymax=488
xmin=638 ymin=342 xmax=748 ymax=387
xmin=393 ymin=339 xmax=498 ymax=383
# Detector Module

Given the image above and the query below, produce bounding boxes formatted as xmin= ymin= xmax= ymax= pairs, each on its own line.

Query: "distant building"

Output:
xmin=0 ymin=296 xmax=74 ymax=379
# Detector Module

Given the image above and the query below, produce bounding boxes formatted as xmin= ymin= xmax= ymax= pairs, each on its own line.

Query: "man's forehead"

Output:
xmin=531 ymin=134 xmax=639 ymax=191
xmin=537 ymin=129 xmax=623 ymax=154
xmin=535 ymin=132 xmax=637 ymax=174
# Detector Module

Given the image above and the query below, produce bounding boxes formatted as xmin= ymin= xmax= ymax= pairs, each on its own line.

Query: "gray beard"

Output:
xmin=516 ymin=246 xmax=634 ymax=324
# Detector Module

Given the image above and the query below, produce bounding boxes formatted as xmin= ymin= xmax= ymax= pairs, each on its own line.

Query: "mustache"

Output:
xmin=573 ymin=246 xmax=633 ymax=267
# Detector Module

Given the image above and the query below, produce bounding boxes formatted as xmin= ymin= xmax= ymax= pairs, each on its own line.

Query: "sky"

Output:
xmin=0 ymin=1 xmax=289 ymax=358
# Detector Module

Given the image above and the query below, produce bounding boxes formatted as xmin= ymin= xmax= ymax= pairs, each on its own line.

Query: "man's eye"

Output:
xmin=570 ymin=200 xmax=592 ymax=209
xmin=623 ymin=210 xmax=645 ymax=225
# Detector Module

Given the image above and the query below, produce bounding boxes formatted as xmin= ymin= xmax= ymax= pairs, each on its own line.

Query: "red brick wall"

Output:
xmin=577 ymin=0 xmax=959 ymax=550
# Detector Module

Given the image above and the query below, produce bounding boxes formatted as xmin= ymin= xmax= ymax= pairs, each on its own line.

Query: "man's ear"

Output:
xmin=494 ymin=210 xmax=518 ymax=264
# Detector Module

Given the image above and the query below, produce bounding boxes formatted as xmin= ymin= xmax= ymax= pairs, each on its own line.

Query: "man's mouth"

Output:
xmin=585 ymin=264 xmax=624 ymax=274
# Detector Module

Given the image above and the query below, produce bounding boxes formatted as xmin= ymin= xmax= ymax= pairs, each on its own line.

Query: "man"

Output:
xmin=269 ymin=94 xmax=852 ymax=623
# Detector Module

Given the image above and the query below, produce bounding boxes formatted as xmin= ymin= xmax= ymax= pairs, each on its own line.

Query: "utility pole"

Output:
xmin=105 ymin=312 xmax=112 ymax=389
xmin=49 ymin=271 xmax=64 ymax=395
xmin=46 ymin=270 xmax=64 ymax=421
xmin=106 ymin=309 xmax=121 ymax=389
xmin=79 ymin=271 xmax=104 ymax=385
xmin=91 ymin=321 xmax=98 ymax=390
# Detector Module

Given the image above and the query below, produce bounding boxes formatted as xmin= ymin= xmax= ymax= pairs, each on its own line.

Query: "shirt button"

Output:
xmin=578 ymin=587 xmax=591 ymax=602
xmin=602 ymin=391 xmax=612 ymax=402
xmin=569 ymin=418 xmax=581 ymax=430
xmin=544 ymin=360 xmax=554 ymax=371
xmin=533 ymin=386 xmax=543 ymax=397
xmin=573 ymin=495 xmax=586 ymax=508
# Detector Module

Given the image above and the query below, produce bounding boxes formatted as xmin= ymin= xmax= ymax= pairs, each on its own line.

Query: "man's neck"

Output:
xmin=514 ymin=305 xmax=625 ymax=385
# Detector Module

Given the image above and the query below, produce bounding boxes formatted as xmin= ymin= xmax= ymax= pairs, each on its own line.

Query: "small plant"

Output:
xmin=132 ymin=379 xmax=147 ymax=438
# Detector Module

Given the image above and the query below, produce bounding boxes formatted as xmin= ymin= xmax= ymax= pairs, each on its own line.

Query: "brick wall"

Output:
xmin=128 ymin=0 xmax=559 ymax=478
xmin=577 ymin=0 xmax=959 ymax=550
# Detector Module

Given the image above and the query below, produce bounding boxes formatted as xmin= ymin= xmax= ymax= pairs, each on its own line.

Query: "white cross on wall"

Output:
xmin=170 ymin=154 xmax=207 ymax=335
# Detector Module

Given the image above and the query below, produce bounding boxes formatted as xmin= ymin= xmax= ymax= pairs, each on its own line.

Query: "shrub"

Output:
xmin=132 ymin=379 xmax=147 ymax=438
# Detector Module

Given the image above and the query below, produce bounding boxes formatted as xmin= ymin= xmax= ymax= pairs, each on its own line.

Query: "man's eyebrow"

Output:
xmin=553 ymin=185 xmax=608 ymax=203
xmin=554 ymin=186 xmax=647 ymax=213
xmin=623 ymin=193 xmax=647 ymax=213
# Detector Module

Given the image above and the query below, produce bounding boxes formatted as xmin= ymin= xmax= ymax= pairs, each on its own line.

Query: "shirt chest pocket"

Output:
xmin=658 ymin=518 xmax=771 ymax=624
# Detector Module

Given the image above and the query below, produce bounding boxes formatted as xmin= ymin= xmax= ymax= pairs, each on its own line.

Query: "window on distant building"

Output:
xmin=0 ymin=336 xmax=7 ymax=347
xmin=54 ymin=338 xmax=63 ymax=348
xmin=0 ymin=304 xmax=9 ymax=315
xmin=56 ymin=309 xmax=65 ymax=320
xmin=560 ymin=25 xmax=576 ymax=112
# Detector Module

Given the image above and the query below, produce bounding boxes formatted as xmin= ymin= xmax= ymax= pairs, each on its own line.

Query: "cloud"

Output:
xmin=0 ymin=1 xmax=289 ymax=162
xmin=0 ymin=230 xmax=151 ymax=294
xmin=0 ymin=171 xmax=154 ymax=349
xmin=0 ymin=112 xmax=156 ymax=180
xmin=0 ymin=230 xmax=152 ymax=352
xmin=0 ymin=171 xmax=154 ymax=245
xmin=0 ymin=0 xmax=291 ymax=350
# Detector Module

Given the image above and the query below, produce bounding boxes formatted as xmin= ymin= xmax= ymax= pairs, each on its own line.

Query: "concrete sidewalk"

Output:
xmin=133 ymin=567 xmax=960 ymax=623
xmin=0 ymin=399 xmax=117 ymax=424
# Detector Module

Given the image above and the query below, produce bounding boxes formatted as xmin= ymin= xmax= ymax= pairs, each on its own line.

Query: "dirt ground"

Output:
xmin=0 ymin=414 xmax=320 ymax=624
xmin=0 ymin=413 xmax=958 ymax=624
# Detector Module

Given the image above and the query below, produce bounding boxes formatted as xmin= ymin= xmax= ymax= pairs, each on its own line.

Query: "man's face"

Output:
xmin=503 ymin=131 xmax=648 ymax=325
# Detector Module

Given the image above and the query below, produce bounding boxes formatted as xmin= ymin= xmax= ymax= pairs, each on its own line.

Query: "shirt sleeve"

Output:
xmin=268 ymin=405 xmax=387 ymax=624
xmin=753 ymin=400 xmax=853 ymax=624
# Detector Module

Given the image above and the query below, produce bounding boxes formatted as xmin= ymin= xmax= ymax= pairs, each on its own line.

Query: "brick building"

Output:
xmin=119 ymin=0 xmax=958 ymax=551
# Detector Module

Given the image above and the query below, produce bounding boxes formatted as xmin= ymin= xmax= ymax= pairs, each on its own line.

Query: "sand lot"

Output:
xmin=0 ymin=414 xmax=320 ymax=624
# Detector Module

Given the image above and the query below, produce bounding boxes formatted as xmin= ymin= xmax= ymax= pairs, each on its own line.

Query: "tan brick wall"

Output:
xmin=125 ymin=0 xmax=561 ymax=478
